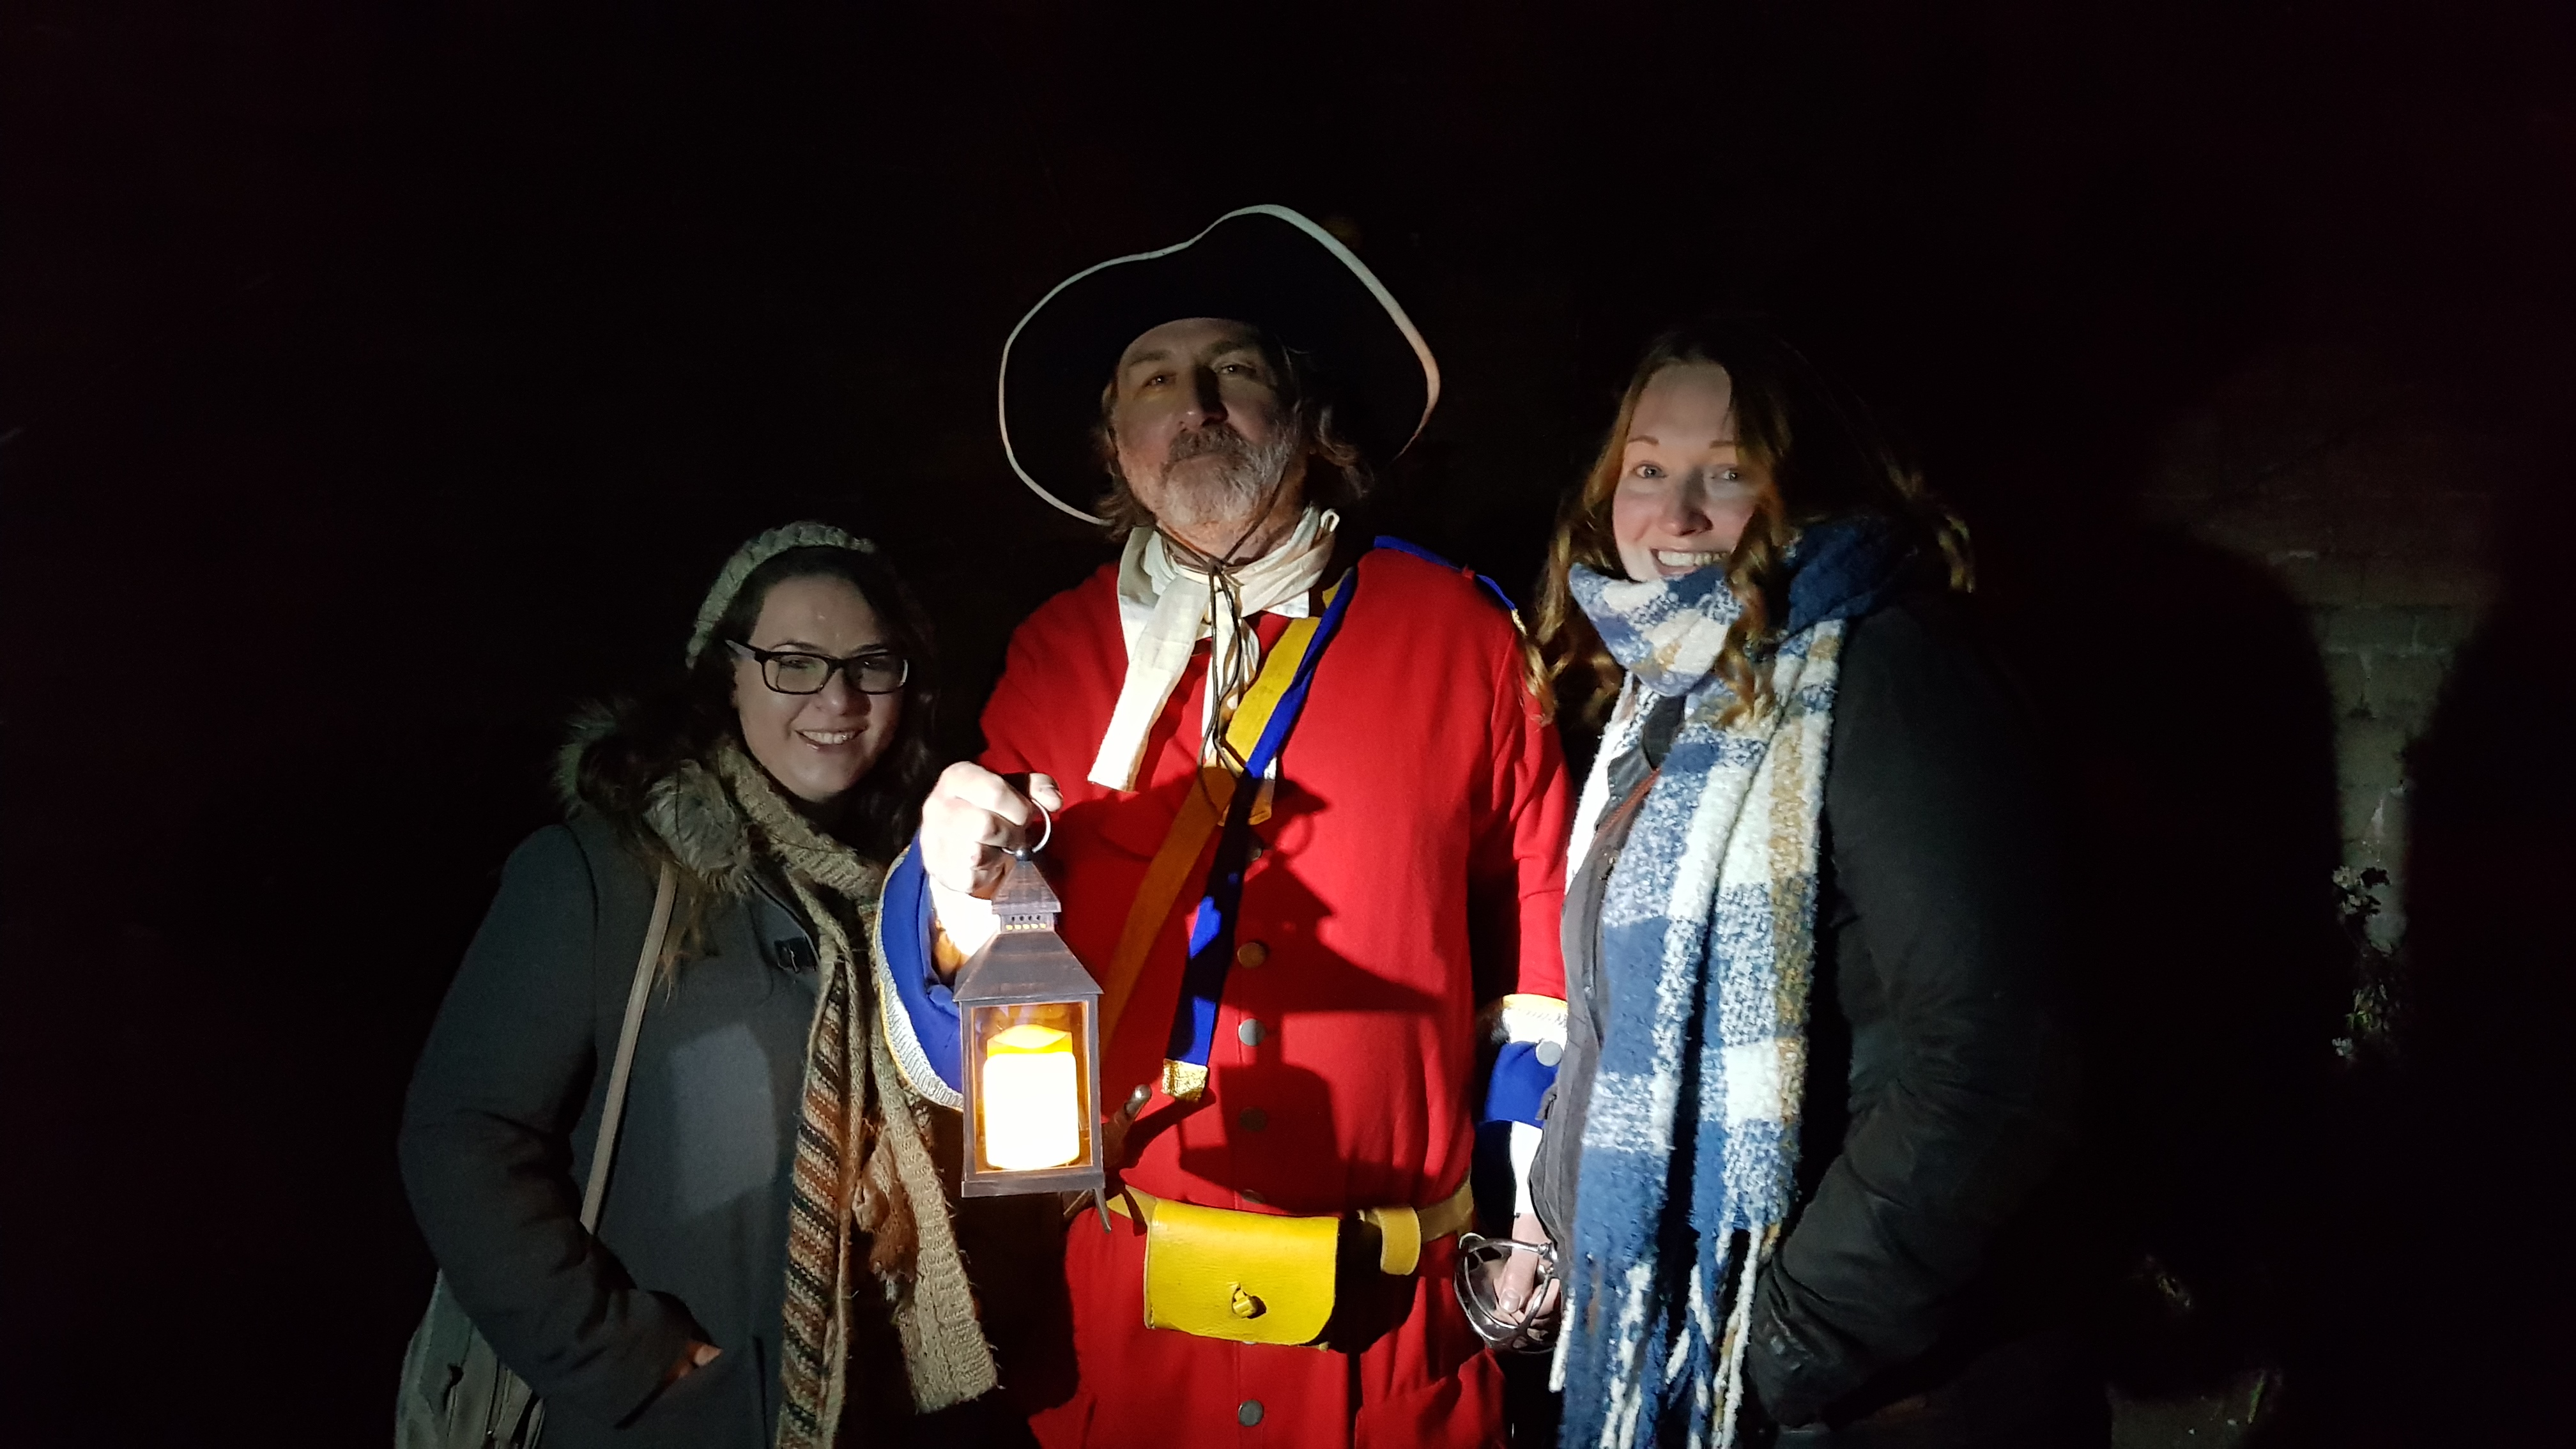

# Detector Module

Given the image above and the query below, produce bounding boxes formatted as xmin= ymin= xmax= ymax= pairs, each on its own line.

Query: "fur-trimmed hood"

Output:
xmin=556 ymin=704 xmax=762 ymax=898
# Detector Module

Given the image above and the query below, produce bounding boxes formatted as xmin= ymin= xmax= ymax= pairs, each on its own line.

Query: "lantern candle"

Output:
xmin=980 ymin=1022 xmax=1082 ymax=1170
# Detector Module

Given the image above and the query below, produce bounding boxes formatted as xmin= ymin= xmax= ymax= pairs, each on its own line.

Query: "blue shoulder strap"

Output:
xmin=1371 ymin=534 xmax=1523 ymax=617
xmin=1159 ymin=565 xmax=1363 ymax=1092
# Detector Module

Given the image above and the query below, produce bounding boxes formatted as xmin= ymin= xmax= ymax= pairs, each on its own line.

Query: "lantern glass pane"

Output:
xmin=967 ymin=1000 xmax=1094 ymax=1174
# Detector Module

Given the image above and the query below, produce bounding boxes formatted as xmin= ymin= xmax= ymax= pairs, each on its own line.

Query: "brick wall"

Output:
xmin=2132 ymin=344 xmax=2504 ymax=949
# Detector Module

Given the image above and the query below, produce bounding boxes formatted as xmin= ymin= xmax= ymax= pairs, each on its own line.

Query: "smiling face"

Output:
xmin=1609 ymin=362 xmax=1770 ymax=581
xmin=731 ymin=574 xmax=902 ymax=808
xmin=1107 ymin=316 xmax=1309 ymax=558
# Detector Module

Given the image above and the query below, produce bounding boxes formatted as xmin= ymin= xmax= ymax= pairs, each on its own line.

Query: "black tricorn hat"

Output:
xmin=997 ymin=204 xmax=1441 ymax=523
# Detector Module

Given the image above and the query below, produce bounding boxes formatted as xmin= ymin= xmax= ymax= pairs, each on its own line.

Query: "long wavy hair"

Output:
xmin=1534 ymin=319 xmax=1972 ymax=728
xmin=569 ymin=543 xmax=942 ymax=864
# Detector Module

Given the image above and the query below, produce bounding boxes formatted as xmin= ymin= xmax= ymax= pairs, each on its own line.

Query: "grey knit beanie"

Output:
xmin=684 ymin=521 xmax=877 ymax=666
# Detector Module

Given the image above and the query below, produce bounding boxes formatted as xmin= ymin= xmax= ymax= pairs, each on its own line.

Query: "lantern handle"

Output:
xmin=1015 ymin=796 xmax=1055 ymax=861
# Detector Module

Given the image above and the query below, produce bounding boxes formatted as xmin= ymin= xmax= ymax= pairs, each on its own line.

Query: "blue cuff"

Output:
xmin=880 ymin=843 xmax=962 ymax=1094
xmin=1482 ymin=1041 xmax=1556 ymax=1127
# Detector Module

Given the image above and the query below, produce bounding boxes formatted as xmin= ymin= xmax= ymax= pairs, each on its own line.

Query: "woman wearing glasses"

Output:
xmin=401 ymin=523 xmax=1011 ymax=1448
xmin=1509 ymin=323 xmax=2096 ymax=1447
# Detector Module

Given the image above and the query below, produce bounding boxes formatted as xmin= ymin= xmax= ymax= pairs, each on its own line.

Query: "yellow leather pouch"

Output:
xmin=1140 ymin=1198 xmax=1339 ymax=1346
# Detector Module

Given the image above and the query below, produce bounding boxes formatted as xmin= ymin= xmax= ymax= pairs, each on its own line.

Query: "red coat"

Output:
xmin=975 ymin=546 xmax=1568 ymax=1448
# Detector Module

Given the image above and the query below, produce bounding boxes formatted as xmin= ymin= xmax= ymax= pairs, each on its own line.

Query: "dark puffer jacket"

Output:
xmin=1533 ymin=592 xmax=2094 ymax=1439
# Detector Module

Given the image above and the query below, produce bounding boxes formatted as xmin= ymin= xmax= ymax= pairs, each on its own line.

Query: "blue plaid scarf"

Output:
xmin=1558 ymin=519 xmax=1910 ymax=1448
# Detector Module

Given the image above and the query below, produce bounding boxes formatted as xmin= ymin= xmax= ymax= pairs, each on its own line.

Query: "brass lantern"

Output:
xmin=954 ymin=851 xmax=1105 ymax=1198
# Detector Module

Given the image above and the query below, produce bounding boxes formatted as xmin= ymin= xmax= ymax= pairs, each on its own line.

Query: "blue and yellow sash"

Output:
xmin=1089 ymin=567 xmax=1360 ymax=1102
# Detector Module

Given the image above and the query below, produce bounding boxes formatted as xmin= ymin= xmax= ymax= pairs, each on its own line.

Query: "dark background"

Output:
xmin=6 ymin=3 xmax=2572 ymax=1444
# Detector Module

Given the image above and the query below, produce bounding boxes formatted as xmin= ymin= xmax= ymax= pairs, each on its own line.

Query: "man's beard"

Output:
xmin=1123 ymin=422 xmax=1302 ymax=539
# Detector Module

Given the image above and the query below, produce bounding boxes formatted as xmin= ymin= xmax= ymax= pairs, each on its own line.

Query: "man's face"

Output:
xmin=1108 ymin=316 xmax=1308 ymax=539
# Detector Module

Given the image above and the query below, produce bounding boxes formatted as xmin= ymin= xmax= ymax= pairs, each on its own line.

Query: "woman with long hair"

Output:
xmin=1524 ymin=323 xmax=2096 ymax=1446
xmin=400 ymin=523 xmax=1006 ymax=1448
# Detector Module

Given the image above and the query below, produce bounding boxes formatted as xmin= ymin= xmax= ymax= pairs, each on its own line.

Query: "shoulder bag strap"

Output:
xmin=578 ymin=861 xmax=677 ymax=1230
xmin=1094 ymin=569 xmax=1354 ymax=1057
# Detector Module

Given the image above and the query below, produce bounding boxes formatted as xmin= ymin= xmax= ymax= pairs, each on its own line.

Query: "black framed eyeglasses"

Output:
xmin=725 ymin=640 xmax=910 ymax=696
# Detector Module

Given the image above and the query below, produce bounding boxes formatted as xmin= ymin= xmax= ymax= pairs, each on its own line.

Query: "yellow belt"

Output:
xmin=1104 ymin=1179 xmax=1475 ymax=1276
xmin=1107 ymin=1180 xmax=1475 ymax=1346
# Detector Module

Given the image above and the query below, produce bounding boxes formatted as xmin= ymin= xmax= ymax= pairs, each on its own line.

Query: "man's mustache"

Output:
xmin=1165 ymin=424 xmax=1254 ymax=466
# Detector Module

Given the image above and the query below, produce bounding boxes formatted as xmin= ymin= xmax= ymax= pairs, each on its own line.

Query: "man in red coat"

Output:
xmin=873 ymin=206 xmax=1568 ymax=1448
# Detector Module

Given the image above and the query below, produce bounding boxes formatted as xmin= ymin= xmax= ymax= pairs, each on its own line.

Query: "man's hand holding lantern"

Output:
xmin=919 ymin=761 xmax=1063 ymax=896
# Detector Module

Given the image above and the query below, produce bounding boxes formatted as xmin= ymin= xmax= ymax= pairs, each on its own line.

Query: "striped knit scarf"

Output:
xmin=1556 ymin=521 xmax=1906 ymax=1449
xmin=714 ymin=746 xmax=998 ymax=1443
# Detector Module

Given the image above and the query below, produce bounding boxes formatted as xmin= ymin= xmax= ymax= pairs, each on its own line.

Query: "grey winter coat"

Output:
xmin=400 ymin=811 xmax=907 ymax=1448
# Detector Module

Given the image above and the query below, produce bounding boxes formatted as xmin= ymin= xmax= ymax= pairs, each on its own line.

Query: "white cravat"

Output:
xmin=1087 ymin=506 xmax=1338 ymax=790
